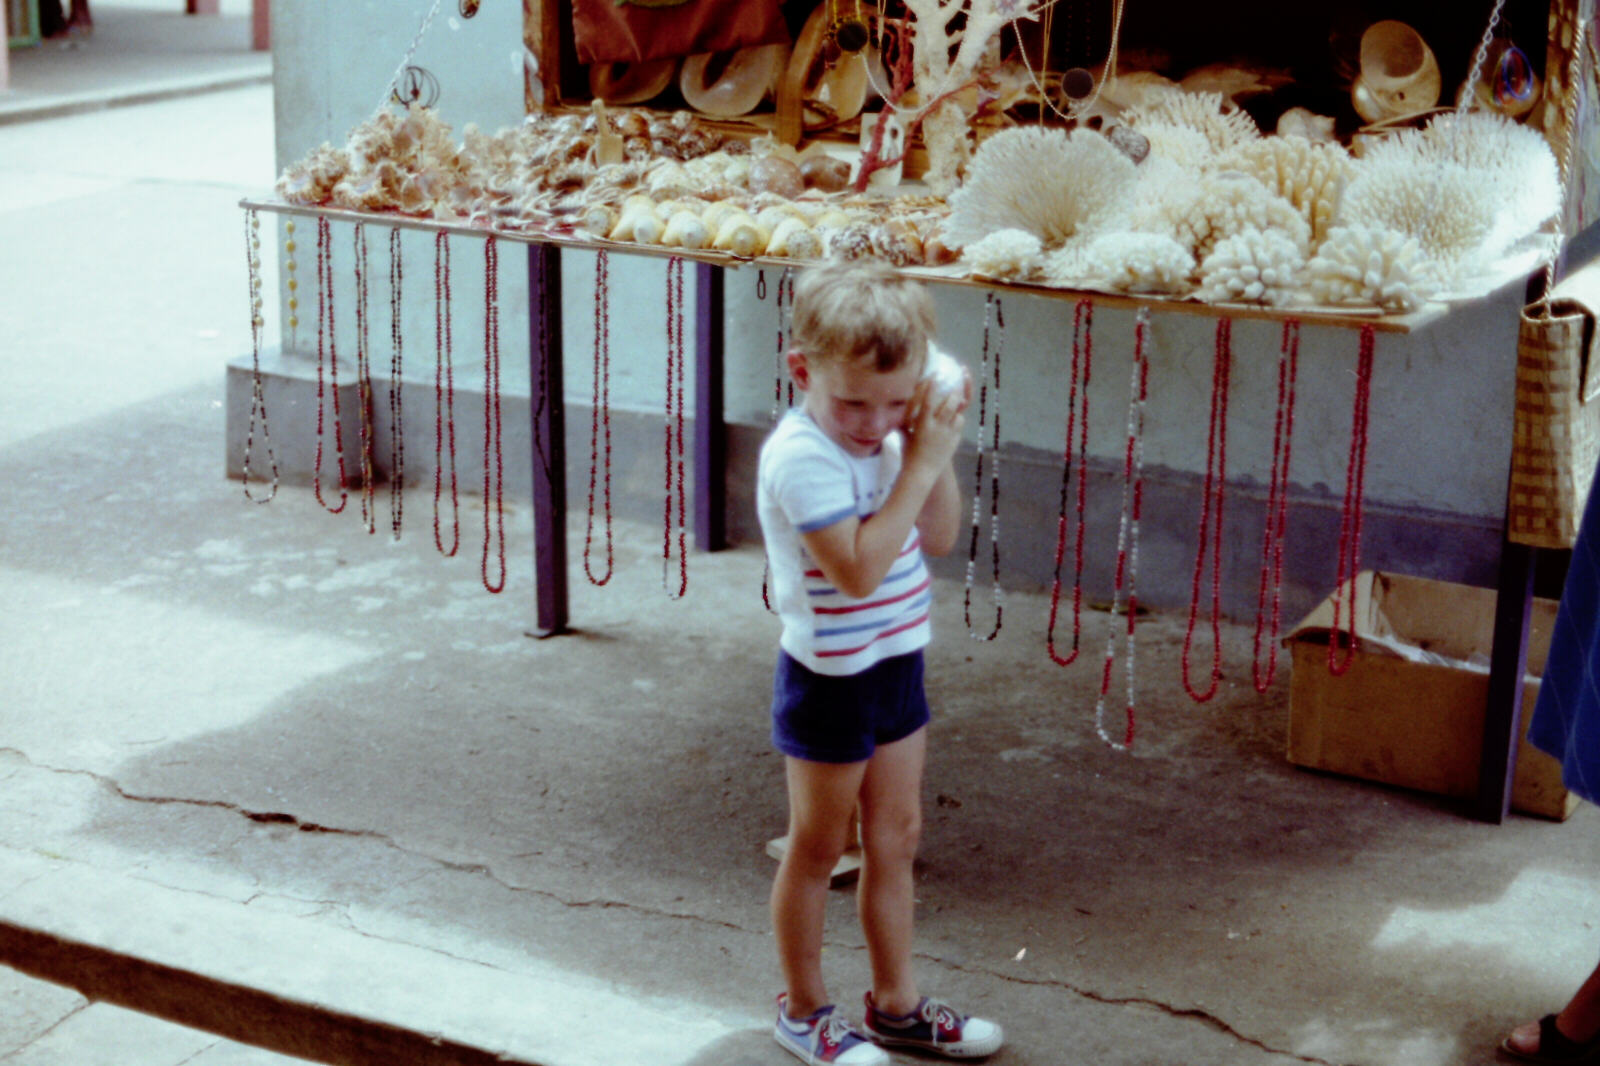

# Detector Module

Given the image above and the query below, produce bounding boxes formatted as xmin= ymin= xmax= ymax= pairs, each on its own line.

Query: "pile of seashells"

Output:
xmin=277 ymin=103 xmax=958 ymax=268
xmin=278 ymin=88 xmax=1562 ymax=313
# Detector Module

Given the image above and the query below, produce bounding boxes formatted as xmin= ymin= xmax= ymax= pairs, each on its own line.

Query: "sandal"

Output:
xmin=1502 ymin=1014 xmax=1600 ymax=1064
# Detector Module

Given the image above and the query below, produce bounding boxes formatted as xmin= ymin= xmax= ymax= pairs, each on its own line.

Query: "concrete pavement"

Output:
xmin=4 ymin=14 xmax=1600 ymax=1066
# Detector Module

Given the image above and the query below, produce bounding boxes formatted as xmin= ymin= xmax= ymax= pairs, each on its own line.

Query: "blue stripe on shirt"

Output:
xmin=815 ymin=592 xmax=933 ymax=638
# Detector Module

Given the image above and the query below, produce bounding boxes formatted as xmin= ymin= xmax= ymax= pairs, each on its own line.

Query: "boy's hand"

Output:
xmin=903 ymin=377 xmax=965 ymax=476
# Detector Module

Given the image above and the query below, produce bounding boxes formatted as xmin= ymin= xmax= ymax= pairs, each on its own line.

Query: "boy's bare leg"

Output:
xmin=858 ymin=727 xmax=926 ymax=1017
xmin=1507 ymin=958 xmax=1600 ymax=1054
xmin=773 ymin=755 xmax=869 ymax=1019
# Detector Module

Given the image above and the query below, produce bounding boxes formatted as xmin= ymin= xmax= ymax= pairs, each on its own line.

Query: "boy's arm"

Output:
xmin=915 ymin=463 xmax=962 ymax=557
xmin=801 ymin=381 xmax=965 ymax=597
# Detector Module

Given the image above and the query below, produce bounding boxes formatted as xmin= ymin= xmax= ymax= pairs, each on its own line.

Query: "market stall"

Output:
xmin=233 ymin=0 xmax=1599 ymax=817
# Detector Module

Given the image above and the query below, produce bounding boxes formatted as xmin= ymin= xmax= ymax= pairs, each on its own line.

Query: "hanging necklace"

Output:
xmin=284 ymin=217 xmax=300 ymax=354
xmin=1047 ymin=298 xmax=1093 ymax=666
xmin=387 ymin=226 xmax=405 ymax=541
xmin=585 ymin=250 xmax=615 ymax=586
xmin=353 ymin=222 xmax=377 ymax=535
xmin=964 ymin=293 xmax=1004 ymax=641
xmin=1014 ymin=0 xmax=1129 ymax=124
xmin=663 ymin=256 xmax=689 ymax=599
xmin=1252 ymin=320 xmax=1299 ymax=692
xmin=1095 ymin=307 xmax=1150 ymax=751
xmin=761 ymin=267 xmax=795 ymax=614
xmin=314 ymin=216 xmax=349 ymax=514
xmin=481 ymin=234 xmax=507 ymax=594
xmin=1182 ymin=317 xmax=1233 ymax=703
xmin=1329 ymin=325 xmax=1376 ymax=675
xmin=241 ymin=209 xmax=279 ymax=503
xmin=433 ymin=231 xmax=460 ymax=557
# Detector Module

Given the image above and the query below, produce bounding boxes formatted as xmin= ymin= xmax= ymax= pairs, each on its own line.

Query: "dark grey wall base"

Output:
xmin=227 ymin=354 xmax=1507 ymax=624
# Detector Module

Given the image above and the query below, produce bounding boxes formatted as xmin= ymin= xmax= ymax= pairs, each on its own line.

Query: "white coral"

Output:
xmin=963 ymin=228 xmax=1045 ymax=280
xmin=945 ymin=127 xmax=1136 ymax=249
xmin=1141 ymin=171 xmax=1310 ymax=264
xmin=1306 ymin=224 xmax=1437 ymax=312
xmin=1340 ymin=111 xmax=1560 ymax=286
xmin=1220 ymin=136 xmax=1353 ymax=246
xmin=1198 ymin=227 xmax=1303 ymax=306
xmin=1084 ymin=232 xmax=1196 ymax=294
xmin=1124 ymin=90 xmax=1260 ymax=154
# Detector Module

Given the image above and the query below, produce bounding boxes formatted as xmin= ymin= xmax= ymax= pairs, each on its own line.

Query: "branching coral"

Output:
xmin=963 ymin=227 xmax=1045 ymax=280
xmin=1220 ymin=135 xmax=1353 ymax=247
xmin=1197 ymin=226 xmax=1303 ymax=306
xmin=899 ymin=0 xmax=1039 ymax=193
xmin=945 ymin=127 xmax=1136 ymax=249
xmin=1084 ymin=232 xmax=1196 ymax=294
xmin=1138 ymin=170 xmax=1310 ymax=264
xmin=1124 ymin=90 xmax=1260 ymax=155
xmin=1306 ymin=224 xmax=1437 ymax=312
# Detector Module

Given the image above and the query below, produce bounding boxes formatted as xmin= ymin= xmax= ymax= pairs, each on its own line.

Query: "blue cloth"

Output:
xmin=1530 ymin=460 xmax=1600 ymax=805
xmin=771 ymin=650 xmax=930 ymax=764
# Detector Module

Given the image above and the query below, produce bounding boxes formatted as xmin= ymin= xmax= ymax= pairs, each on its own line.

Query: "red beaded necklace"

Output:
xmin=964 ymin=293 xmax=1004 ymax=640
xmin=1329 ymin=324 xmax=1376 ymax=675
xmin=241 ymin=208 xmax=279 ymax=503
xmin=1047 ymin=298 xmax=1094 ymax=666
xmin=433 ymin=231 xmax=460 ymax=557
xmin=353 ymin=222 xmax=377 ymax=535
xmin=584 ymin=249 xmax=615 ymax=586
xmin=314 ymin=216 xmax=349 ymax=514
xmin=481 ymin=234 xmax=506 ymax=594
xmin=387 ymin=226 xmax=405 ymax=541
xmin=1251 ymin=320 xmax=1300 ymax=692
xmin=1096 ymin=307 xmax=1151 ymax=751
xmin=1181 ymin=317 xmax=1233 ymax=703
xmin=663 ymin=256 xmax=689 ymax=599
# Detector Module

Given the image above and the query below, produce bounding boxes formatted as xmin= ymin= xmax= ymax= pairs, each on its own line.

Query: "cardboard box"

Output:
xmin=1285 ymin=571 xmax=1577 ymax=820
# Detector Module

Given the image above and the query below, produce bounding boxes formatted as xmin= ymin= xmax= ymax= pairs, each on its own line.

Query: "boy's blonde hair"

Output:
xmin=791 ymin=259 xmax=937 ymax=372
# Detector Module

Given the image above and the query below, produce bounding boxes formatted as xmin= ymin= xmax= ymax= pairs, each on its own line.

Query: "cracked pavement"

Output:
xmin=5 ymin=21 xmax=1600 ymax=1066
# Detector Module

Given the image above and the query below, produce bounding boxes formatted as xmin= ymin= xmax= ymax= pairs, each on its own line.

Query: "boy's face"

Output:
xmin=789 ymin=348 xmax=923 ymax=458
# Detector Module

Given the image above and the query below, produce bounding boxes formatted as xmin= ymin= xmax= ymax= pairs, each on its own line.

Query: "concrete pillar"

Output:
xmin=251 ymin=0 xmax=269 ymax=51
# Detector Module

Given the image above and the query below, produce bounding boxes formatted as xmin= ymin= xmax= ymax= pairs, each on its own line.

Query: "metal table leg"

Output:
xmin=694 ymin=263 xmax=727 ymax=552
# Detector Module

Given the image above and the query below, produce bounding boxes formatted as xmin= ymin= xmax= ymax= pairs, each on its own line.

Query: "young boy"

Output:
xmin=758 ymin=260 xmax=1004 ymax=1065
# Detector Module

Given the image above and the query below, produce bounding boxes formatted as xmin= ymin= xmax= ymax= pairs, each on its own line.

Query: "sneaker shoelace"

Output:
xmin=819 ymin=1012 xmax=858 ymax=1051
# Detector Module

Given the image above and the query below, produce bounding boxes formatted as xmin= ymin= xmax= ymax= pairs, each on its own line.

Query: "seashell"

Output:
xmin=645 ymin=160 xmax=694 ymax=199
xmin=755 ymin=203 xmax=805 ymax=235
xmin=1105 ymin=125 xmax=1151 ymax=164
xmin=1353 ymin=21 xmax=1441 ymax=123
xmin=826 ymin=222 xmax=879 ymax=261
xmin=749 ymin=155 xmax=805 ymax=199
xmin=580 ymin=204 xmax=617 ymax=237
xmin=701 ymin=201 xmax=747 ymax=237
xmin=680 ymin=44 xmax=789 ymax=117
xmin=877 ymin=219 xmax=924 ymax=267
xmin=662 ymin=209 xmax=712 ymax=249
xmin=766 ymin=216 xmax=821 ymax=259
xmin=589 ymin=59 xmax=678 ymax=106
xmin=713 ymin=213 xmax=764 ymax=256
xmin=799 ymin=153 xmax=853 ymax=191
xmin=610 ymin=203 xmax=664 ymax=244
xmin=1276 ymin=108 xmax=1337 ymax=144
xmin=921 ymin=227 xmax=960 ymax=266
xmin=624 ymin=136 xmax=654 ymax=162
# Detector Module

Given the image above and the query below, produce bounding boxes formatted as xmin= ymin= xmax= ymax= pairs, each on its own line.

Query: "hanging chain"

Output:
xmin=433 ymin=231 xmax=460 ymax=557
xmin=388 ymin=227 xmax=405 ymax=540
xmin=353 ymin=223 xmax=377 ymax=535
xmin=1095 ymin=307 xmax=1151 ymax=752
xmin=313 ymin=216 xmax=349 ymax=514
xmin=585 ymin=250 xmax=616 ymax=586
xmin=663 ymin=257 xmax=689 ymax=599
xmin=241 ymin=209 xmax=280 ymax=503
xmin=1329 ymin=324 xmax=1376 ymax=676
xmin=481 ymin=235 xmax=507 ymax=594
xmin=1181 ymin=317 xmax=1232 ymax=703
xmin=376 ymin=0 xmax=446 ymax=116
xmin=1047 ymin=298 xmax=1093 ymax=666
xmin=964 ymin=293 xmax=1004 ymax=640
xmin=1252 ymin=320 xmax=1299 ymax=692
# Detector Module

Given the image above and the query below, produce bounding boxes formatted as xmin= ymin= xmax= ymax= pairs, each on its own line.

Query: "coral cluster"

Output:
xmin=1197 ymin=227 xmax=1304 ymax=306
xmin=1305 ymin=224 xmax=1436 ymax=312
xmin=1221 ymin=136 xmax=1353 ymax=247
xmin=944 ymin=127 xmax=1136 ymax=248
xmin=1084 ymin=232 xmax=1196 ymax=294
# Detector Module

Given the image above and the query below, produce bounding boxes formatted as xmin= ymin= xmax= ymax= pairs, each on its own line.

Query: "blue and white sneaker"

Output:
xmin=863 ymin=993 xmax=1004 ymax=1058
xmin=774 ymin=995 xmax=890 ymax=1065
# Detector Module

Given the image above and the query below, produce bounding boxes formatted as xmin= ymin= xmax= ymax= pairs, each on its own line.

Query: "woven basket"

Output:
xmin=1507 ymin=297 xmax=1600 ymax=548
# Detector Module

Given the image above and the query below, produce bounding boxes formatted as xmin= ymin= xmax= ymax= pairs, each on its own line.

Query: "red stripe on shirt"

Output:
xmin=814 ymin=610 xmax=931 ymax=658
xmin=811 ymin=578 xmax=932 ymax=616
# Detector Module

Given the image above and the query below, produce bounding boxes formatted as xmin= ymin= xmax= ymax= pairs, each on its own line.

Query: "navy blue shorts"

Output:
xmin=771 ymin=650 xmax=931 ymax=764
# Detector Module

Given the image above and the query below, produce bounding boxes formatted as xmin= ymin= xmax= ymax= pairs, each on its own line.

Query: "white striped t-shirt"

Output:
xmin=757 ymin=409 xmax=932 ymax=676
